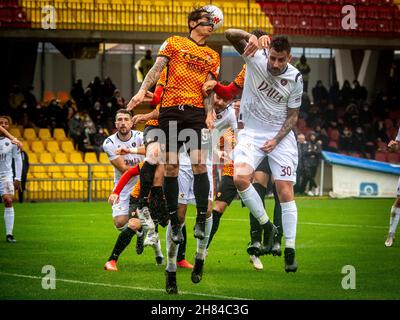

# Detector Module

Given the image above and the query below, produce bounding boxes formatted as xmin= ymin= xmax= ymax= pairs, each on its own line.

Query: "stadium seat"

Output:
xmin=38 ymin=128 xmax=52 ymax=141
xmin=46 ymin=140 xmax=60 ymax=155
xmin=9 ymin=127 xmax=22 ymax=138
xmin=84 ymin=152 xmax=98 ymax=164
xmin=31 ymin=165 xmax=49 ymax=179
xmin=92 ymin=165 xmax=110 ymax=178
xmin=31 ymin=140 xmax=45 ymax=154
xmin=23 ymin=128 xmax=37 ymax=140
xmin=27 ymin=152 xmax=38 ymax=163
xmin=375 ymin=151 xmax=388 ymax=162
xmin=69 ymin=151 xmax=84 ymax=163
xmin=53 ymin=128 xmax=67 ymax=141
xmin=39 ymin=152 xmax=54 ymax=164
xmin=62 ymin=165 xmax=79 ymax=178
xmin=61 ymin=140 xmax=75 ymax=153
xmin=54 ymin=152 xmax=69 ymax=164
xmin=99 ymin=152 xmax=109 ymax=164
xmin=48 ymin=165 xmax=64 ymax=179
xmin=387 ymin=152 xmax=400 ymax=163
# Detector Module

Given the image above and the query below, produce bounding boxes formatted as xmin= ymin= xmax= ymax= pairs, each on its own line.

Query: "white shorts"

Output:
xmin=0 ymin=180 xmax=14 ymax=196
xmin=112 ymin=191 xmax=131 ymax=217
xmin=397 ymin=177 xmax=400 ymax=197
xmin=233 ymin=128 xmax=298 ymax=183
xmin=178 ymin=164 xmax=213 ymax=205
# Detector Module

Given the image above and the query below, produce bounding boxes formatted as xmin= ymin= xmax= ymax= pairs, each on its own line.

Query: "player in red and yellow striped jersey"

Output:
xmin=126 ymin=6 xmax=222 ymax=295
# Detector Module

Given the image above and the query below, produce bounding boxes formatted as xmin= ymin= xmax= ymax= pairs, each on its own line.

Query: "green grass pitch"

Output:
xmin=0 ymin=198 xmax=399 ymax=300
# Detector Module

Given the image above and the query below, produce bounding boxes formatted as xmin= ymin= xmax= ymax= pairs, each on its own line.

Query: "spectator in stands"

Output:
xmin=359 ymin=103 xmax=373 ymax=128
xmin=24 ymin=85 xmax=37 ymax=114
xmin=295 ymin=133 xmax=307 ymax=194
xmin=341 ymin=80 xmax=353 ymax=107
xmin=88 ymin=76 xmax=103 ymax=103
xmin=135 ymin=49 xmax=155 ymax=84
xmin=352 ymin=126 xmax=367 ymax=158
xmin=324 ymin=103 xmax=338 ymax=127
xmin=68 ymin=111 xmax=84 ymax=147
xmin=91 ymin=126 xmax=108 ymax=157
xmin=343 ymin=103 xmax=359 ymax=129
xmin=299 ymin=92 xmax=311 ymax=120
xmin=312 ymin=80 xmax=328 ymax=105
xmin=8 ymin=85 xmax=25 ymax=118
xmin=339 ymin=126 xmax=354 ymax=153
xmin=111 ymin=89 xmax=125 ymax=109
xmin=314 ymin=125 xmax=329 ymax=151
xmin=295 ymin=55 xmax=311 ymax=93
xmin=47 ymin=98 xmax=64 ymax=130
xmin=102 ymin=77 xmax=117 ymax=99
xmin=301 ymin=132 xmax=322 ymax=196
xmin=89 ymin=100 xmax=105 ymax=127
xmin=103 ymin=100 xmax=119 ymax=134
xmin=81 ymin=87 xmax=94 ymax=112
xmin=328 ymin=81 xmax=340 ymax=106
xmin=306 ymin=103 xmax=323 ymax=129
xmin=70 ymin=79 xmax=85 ymax=108
xmin=352 ymin=80 xmax=368 ymax=102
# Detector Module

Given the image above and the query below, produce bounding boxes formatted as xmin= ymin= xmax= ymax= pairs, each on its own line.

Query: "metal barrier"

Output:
xmin=25 ymin=163 xmax=115 ymax=202
xmin=16 ymin=1 xmax=273 ymax=34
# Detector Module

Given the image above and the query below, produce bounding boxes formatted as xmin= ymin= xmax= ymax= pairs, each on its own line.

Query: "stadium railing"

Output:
xmin=25 ymin=163 xmax=114 ymax=202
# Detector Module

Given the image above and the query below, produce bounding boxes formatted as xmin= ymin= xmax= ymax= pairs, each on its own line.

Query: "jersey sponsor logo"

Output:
xmin=124 ymin=158 xmax=141 ymax=167
xmin=5 ymin=142 xmax=9 ymax=146
xmin=182 ymin=52 xmax=211 ymax=67
xmin=257 ymin=80 xmax=284 ymax=103
xmin=280 ymin=79 xmax=288 ymax=86
xmin=132 ymin=142 xmax=137 ymax=147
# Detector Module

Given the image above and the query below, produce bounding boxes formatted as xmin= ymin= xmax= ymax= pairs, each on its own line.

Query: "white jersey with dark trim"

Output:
xmin=0 ymin=137 xmax=21 ymax=181
xmin=240 ymin=49 xmax=303 ymax=129
xmin=102 ymin=130 xmax=144 ymax=193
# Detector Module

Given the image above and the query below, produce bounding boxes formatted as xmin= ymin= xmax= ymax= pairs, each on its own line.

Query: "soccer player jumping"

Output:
xmin=226 ymin=29 xmax=303 ymax=272
xmin=127 ymin=7 xmax=220 ymax=294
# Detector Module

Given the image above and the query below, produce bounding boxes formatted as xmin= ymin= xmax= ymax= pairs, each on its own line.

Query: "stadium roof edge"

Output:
xmin=322 ymin=151 xmax=400 ymax=176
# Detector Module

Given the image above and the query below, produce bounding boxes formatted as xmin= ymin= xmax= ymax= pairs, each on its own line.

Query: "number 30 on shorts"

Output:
xmin=280 ymin=166 xmax=292 ymax=177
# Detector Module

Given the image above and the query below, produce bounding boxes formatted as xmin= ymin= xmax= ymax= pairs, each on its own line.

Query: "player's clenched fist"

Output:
xmin=127 ymin=89 xmax=146 ymax=111
xmin=108 ymin=193 xmax=120 ymax=205
xmin=202 ymin=80 xmax=217 ymax=97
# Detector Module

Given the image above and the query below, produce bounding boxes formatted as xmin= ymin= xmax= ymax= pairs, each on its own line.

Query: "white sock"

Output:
xmin=165 ymin=222 xmax=180 ymax=272
xmin=281 ymin=201 xmax=297 ymax=249
xmin=389 ymin=206 xmax=400 ymax=235
xmin=153 ymin=238 xmax=163 ymax=257
xmin=4 ymin=207 xmax=14 ymax=236
xmin=238 ymin=185 xmax=269 ymax=225
xmin=196 ymin=216 xmax=213 ymax=260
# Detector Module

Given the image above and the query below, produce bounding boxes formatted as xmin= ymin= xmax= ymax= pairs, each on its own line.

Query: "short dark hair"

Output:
xmin=251 ymin=29 xmax=268 ymax=38
xmin=187 ymin=7 xmax=209 ymax=30
xmin=115 ymin=108 xmax=132 ymax=120
xmin=270 ymin=36 xmax=291 ymax=54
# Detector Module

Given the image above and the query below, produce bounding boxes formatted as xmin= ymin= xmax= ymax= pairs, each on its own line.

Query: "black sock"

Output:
xmin=164 ymin=176 xmax=179 ymax=225
xmin=139 ymin=161 xmax=157 ymax=208
xmin=207 ymin=210 xmax=222 ymax=249
xmin=177 ymin=224 xmax=187 ymax=261
xmin=193 ymin=172 xmax=209 ymax=220
xmin=272 ymin=184 xmax=283 ymax=240
xmin=149 ymin=185 xmax=163 ymax=223
xmin=108 ymin=227 xmax=135 ymax=262
xmin=250 ymin=212 xmax=262 ymax=244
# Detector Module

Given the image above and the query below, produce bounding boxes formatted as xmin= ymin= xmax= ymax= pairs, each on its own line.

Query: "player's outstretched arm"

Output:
xmin=225 ymin=29 xmax=252 ymax=55
xmin=127 ymin=56 xmax=168 ymax=110
xmin=262 ymin=107 xmax=299 ymax=153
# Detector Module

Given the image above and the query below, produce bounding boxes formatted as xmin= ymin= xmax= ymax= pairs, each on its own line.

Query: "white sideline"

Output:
xmin=0 ymin=271 xmax=250 ymax=300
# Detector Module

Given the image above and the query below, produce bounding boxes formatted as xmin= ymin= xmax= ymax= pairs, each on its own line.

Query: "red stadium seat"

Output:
xmin=375 ymin=152 xmax=388 ymax=162
xmin=328 ymin=128 xmax=340 ymax=142
xmin=387 ymin=152 xmax=400 ymax=163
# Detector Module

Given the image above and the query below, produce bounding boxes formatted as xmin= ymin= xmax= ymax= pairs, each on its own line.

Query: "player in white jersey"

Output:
xmin=384 ymin=127 xmax=400 ymax=247
xmin=226 ymin=29 xmax=302 ymax=272
xmin=0 ymin=116 xmax=23 ymax=243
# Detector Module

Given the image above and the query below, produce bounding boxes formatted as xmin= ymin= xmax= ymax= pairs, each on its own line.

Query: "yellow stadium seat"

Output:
xmin=53 ymin=128 xmax=67 ymax=141
xmin=21 ymin=141 xmax=30 ymax=153
xmin=27 ymin=152 xmax=38 ymax=163
xmin=99 ymin=152 xmax=109 ymax=164
xmin=54 ymin=153 xmax=69 ymax=164
xmin=38 ymin=128 xmax=52 ymax=141
xmin=62 ymin=165 xmax=79 ymax=178
xmin=39 ymin=152 xmax=54 ymax=164
xmin=31 ymin=165 xmax=49 ymax=179
xmin=10 ymin=127 xmax=22 ymax=139
xmin=107 ymin=165 xmax=115 ymax=178
xmin=46 ymin=140 xmax=60 ymax=155
xmin=23 ymin=128 xmax=37 ymax=140
xmin=92 ymin=165 xmax=109 ymax=178
xmin=84 ymin=152 xmax=98 ymax=164
xmin=31 ymin=140 xmax=45 ymax=154
xmin=78 ymin=165 xmax=89 ymax=178
xmin=48 ymin=165 xmax=64 ymax=179
xmin=61 ymin=140 xmax=75 ymax=154
xmin=69 ymin=151 xmax=84 ymax=163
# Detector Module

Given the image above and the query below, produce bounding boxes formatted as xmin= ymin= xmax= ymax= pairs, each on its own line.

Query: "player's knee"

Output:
xmin=146 ymin=143 xmax=161 ymax=165
xmin=2 ymin=196 xmax=13 ymax=207
xmin=114 ymin=216 xmax=129 ymax=230
xmin=275 ymin=182 xmax=294 ymax=202
xmin=115 ymin=222 xmax=128 ymax=231
xmin=128 ymin=218 xmax=141 ymax=231
xmin=214 ymin=201 xmax=227 ymax=213
xmin=234 ymin=175 xmax=250 ymax=191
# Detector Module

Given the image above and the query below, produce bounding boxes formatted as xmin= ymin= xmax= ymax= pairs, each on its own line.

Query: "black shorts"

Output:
xmin=128 ymin=196 xmax=139 ymax=218
xmin=143 ymin=125 xmax=161 ymax=147
xmin=158 ymin=106 xmax=207 ymax=153
xmin=255 ymin=156 xmax=272 ymax=175
xmin=215 ymin=175 xmax=237 ymax=205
